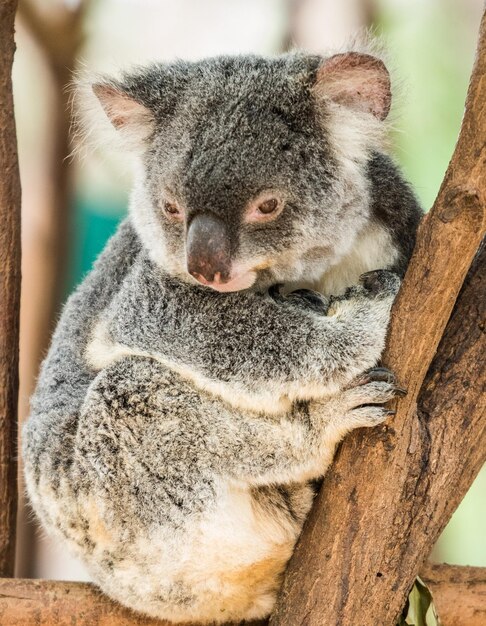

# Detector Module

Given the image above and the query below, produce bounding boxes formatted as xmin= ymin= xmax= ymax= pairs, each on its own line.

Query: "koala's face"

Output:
xmin=93 ymin=54 xmax=390 ymax=291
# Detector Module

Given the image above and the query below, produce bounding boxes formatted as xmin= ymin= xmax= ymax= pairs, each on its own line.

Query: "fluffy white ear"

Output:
xmin=313 ymin=52 xmax=391 ymax=120
xmin=92 ymin=82 xmax=154 ymax=143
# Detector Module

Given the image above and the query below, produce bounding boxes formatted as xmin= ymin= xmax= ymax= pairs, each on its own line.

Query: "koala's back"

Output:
xmin=367 ymin=152 xmax=423 ymax=277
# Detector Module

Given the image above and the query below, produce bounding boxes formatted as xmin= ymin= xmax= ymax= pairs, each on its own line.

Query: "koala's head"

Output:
xmin=91 ymin=52 xmax=391 ymax=292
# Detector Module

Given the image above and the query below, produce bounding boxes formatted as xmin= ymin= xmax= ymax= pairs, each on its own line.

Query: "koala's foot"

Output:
xmin=334 ymin=376 xmax=405 ymax=429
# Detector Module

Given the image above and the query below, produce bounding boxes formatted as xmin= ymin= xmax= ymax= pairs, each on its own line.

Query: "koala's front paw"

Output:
xmin=328 ymin=270 xmax=400 ymax=315
xmin=359 ymin=269 xmax=401 ymax=298
xmin=268 ymin=284 xmax=330 ymax=314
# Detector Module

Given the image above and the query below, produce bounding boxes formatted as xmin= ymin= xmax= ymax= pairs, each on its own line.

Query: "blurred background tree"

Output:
xmin=12 ymin=0 xmax=485 ymax=580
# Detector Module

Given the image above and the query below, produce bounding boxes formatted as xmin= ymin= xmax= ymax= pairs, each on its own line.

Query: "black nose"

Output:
xmin=186 ymin=213 xmax=232 ymax=283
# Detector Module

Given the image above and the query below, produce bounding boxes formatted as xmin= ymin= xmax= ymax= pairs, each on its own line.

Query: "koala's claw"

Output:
xmin=351 ymin=368 xmax=407 ymax=404
xmin=359 ymin=269 xmax=401 ymax=297
xmin=286 ymin=289 xmax=329 ymax=313
xmin=356 ymin=366 xmax=397 ymax=386
xmin=268 ymin=283 xmax=285 ymax=302
xmin=393 ymin=387 xmax=407 ymax=397
xmin=268 ymin=284 xmax=329 ymax=314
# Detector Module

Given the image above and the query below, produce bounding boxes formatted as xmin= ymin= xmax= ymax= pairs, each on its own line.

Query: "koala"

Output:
xmin=23 ymin=51 xmax=422 ymax=624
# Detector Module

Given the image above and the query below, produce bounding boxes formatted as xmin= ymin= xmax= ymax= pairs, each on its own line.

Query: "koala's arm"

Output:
xmin=97 ymin=259 xmax=400 ymax=407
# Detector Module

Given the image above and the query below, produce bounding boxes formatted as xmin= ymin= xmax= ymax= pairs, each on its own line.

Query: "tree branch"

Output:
xmin=0 ymin=0 xmax=21 ymax=578
xmin=0 ymin=578 xmax=265 ymax=626
xmin=1 ymin=566 xmax=484 ymax=626
xmin=421 ymin=564 xmax=486 ymax=626
xmin=14 ymin=0 xmax=90 ymax=577
xmin=270 ymin=9 xmax=486 ymax=626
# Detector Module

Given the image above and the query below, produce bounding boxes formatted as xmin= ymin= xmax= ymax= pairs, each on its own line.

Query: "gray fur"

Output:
xmin=24 ymin=51 xmax=422 ymax=623
xmin=95 ymin=254 xmax=401 ymax=408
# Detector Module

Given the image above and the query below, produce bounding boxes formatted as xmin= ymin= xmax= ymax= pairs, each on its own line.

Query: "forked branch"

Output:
xmin=270 ymin=8 xmax=486 ymax=626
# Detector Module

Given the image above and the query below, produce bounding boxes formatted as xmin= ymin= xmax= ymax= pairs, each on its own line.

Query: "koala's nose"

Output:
xmin=186 ymin=213 xmax=232 ymax=284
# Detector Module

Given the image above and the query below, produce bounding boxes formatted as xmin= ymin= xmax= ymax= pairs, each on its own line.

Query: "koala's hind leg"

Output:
xmin=75 ymin=356 xmax=404 ymax=501
xmin=27 ymin=356 xmax=403 ymax=623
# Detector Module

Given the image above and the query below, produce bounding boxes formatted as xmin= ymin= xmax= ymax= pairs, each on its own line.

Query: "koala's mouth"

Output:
xmin=191 ymin=269 xmax=257 ymax=293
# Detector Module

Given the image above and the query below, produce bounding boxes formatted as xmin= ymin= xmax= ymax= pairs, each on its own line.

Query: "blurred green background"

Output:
xmin=12 ymin=0 xmax=485 ymax=579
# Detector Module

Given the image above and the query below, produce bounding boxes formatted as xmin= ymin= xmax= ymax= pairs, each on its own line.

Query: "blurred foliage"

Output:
xmin=67 ymin=193 xmax=124 ymax=293
xmin=377 ymin=0 xmax=479 ymax=210
xmin=431 ymin=464 xmax=486 ymax=566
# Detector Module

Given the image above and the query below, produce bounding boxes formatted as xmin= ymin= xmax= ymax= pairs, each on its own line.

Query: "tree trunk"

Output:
xmin=270 ymin=9 xmax=486 ymax=626
xmin=0 ymin=0 xmax=21 ymax=579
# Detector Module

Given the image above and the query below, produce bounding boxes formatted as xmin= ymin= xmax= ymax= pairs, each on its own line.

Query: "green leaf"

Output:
xmin=396 ymin=577 xmax=442 ymax=626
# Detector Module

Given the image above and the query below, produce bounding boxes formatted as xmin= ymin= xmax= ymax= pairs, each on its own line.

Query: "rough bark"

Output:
xmin=421 ymin=564 xmax=486 ymax=626
xmin=0 ymin=566 xmax=483 ymax=626
xmin=0 ymin=0 xmax=21 ymax=578
xmin=270 ymin=10 xmax=486 ymax=626
xmin=0 ymin=578 xmax=266 ymax=626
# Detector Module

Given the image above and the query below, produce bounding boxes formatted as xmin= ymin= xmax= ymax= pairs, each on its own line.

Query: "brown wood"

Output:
xmin=0 ymin=578 xmax=266 ymax=626
xmin=0 ymin=565 xmax=484 ymax=626
xmin=16 ymin=0 xmax=89 ymax=322
xmin=0 ymin=0 xmax=21 ymax=578
xmin=270 ymin=9 xmax=486 ymax=626
xmin=18 ymin=0 xmax=87 ymax=66
xmin=15 ymin=0 xmax=89 ymax=404
xmin=421 ymin=564 xmax=486 ymax=626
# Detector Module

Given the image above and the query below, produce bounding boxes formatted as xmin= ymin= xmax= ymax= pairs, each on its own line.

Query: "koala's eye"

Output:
xmin=162 ymin=200 xmax=184 ymax=221
xmin=245 ymin=195 xmax=284 ymax=224
xmin=258 ymin=198 xmax=279 ymax=215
